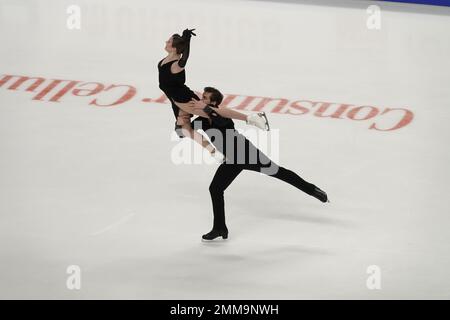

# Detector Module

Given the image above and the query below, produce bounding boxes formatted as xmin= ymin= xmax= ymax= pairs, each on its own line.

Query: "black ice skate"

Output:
xmin=312 ymin=186 xmax=329 ymax=203
xmin=202 ymin=229 xmax=228 ymax=241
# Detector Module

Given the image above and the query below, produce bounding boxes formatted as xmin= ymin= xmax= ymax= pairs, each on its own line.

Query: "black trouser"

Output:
xmin=208 ymin=161 xmax=317 ymax=231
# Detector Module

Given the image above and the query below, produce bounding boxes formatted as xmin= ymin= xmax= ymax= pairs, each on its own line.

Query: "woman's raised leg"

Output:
xmin=174 ymin=100 xmax=269 ymax=130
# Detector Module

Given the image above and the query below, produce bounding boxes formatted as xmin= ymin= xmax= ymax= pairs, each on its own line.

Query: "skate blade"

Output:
xmin=201 ymin=237 xmax=228 ymax=242
xmin=258 ymin=112 xmax=270 ymax=131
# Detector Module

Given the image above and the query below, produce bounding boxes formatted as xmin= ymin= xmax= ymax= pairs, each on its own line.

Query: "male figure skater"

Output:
xmin=189 ymin=87 xmax=329 ymax=241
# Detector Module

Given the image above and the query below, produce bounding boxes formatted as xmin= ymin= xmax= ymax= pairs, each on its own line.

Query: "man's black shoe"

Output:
xmin=202 ymin=229 xmax=229 ymax=241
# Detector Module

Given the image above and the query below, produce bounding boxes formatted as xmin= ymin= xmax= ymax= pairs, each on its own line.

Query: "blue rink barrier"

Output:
xmin=379 ymin=0 xmax=450 ymax=6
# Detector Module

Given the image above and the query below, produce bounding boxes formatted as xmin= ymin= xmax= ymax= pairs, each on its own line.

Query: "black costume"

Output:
xmin=191 ymin=109 xmax=328 ymax=240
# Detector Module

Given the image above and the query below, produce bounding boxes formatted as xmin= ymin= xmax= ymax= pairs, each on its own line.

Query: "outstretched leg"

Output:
xmin=274 ymin=166 xmax=328 ymax=202
xmin=270 ymin=167 xmax=318 ymax=196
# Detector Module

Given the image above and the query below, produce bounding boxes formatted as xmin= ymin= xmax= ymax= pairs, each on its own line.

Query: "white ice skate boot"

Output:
xmin=246 ymin=112 xmax=270 ymax=131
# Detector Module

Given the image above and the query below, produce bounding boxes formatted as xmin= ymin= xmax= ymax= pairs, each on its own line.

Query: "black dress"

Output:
xmin=158 ymin=59 xmax=200 ymax=119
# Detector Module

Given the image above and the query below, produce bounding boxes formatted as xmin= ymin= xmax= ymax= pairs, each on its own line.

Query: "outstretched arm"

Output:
xmin=176 ymin=111 xmax=215 ymax=153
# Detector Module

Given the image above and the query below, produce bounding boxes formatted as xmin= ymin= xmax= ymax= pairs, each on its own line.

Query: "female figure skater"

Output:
xmin=158 ymin=28 xmax=269 ymax=155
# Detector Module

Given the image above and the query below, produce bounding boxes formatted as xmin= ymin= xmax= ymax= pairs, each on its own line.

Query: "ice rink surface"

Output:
xmin=1 ymin=0 xmax=450 ymax=299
